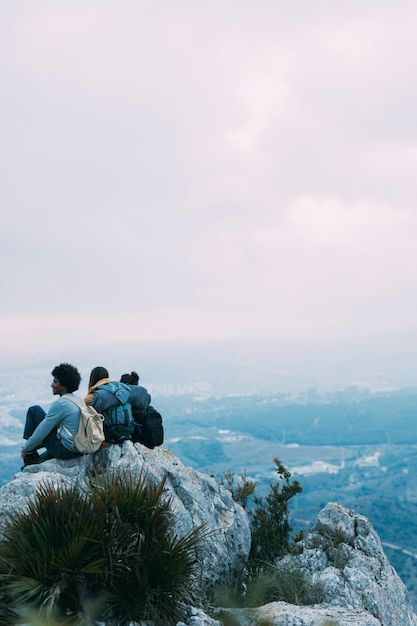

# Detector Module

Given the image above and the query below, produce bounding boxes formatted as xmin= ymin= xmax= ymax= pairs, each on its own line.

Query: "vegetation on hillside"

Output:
xmin=215 ymin=457 xmax=321 ymax=612
xmin=0 ymin=455 xmax=314 ymax=624
xmin=221 ymin=456 xmax=303 ymax=565
xmin=0 ymin=471 xmax=203 ymax=625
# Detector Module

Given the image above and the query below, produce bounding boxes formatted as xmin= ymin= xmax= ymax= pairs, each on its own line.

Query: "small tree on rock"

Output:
xmin=249 ymin=457 xmax=302 ymax=564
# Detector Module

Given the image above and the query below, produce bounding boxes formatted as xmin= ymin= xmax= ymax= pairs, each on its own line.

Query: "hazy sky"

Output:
xmin=2 ymin=1 xmax=417 ymax=353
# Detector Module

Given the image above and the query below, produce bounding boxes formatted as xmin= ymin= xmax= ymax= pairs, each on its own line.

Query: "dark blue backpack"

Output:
xmin=101 ymin=382 xmax=135 ymax=443
xmin=132 ymin=405 xmax=164 ymax=449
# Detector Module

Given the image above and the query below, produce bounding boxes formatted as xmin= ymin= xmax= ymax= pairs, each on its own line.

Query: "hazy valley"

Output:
xmin=1 ymin=348 xmax=417 ymax=607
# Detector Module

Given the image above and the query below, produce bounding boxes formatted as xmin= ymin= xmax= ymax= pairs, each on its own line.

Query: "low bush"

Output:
xmin=213 ymin=562 xmax=324 ymax=609
xmin=244 ymin=563 xmax=324 ymax=607
xmin=249 ymin=458 xmax=302 ymax=564
xmin=221 ymin=457 xmax=303 ymax=566
xmin=0 ymin=471 xmax=202 ymax=625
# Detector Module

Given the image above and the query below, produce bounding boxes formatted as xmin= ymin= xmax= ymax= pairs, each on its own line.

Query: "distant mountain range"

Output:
xmin=5 ymin=328 xmax=417 ymax=395
xmin=89 ymin=329 xmax=417 ymax=393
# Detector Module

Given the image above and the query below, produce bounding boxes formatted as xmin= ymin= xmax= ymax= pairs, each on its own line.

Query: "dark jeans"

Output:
xmin=24 ymin=405 xmax=81 ymax=461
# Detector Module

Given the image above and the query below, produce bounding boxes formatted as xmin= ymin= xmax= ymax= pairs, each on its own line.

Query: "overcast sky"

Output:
xmin=2 ymin=1 xmax=417 ymax=354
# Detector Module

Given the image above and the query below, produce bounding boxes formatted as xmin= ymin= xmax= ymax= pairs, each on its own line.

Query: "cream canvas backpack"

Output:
xmin=64 ymin=396 xmax=105 ymax=454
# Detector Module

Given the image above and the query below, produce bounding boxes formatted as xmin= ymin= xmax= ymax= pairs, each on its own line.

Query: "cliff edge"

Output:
xmin=0 ymin=443 xmax=415 ymax=626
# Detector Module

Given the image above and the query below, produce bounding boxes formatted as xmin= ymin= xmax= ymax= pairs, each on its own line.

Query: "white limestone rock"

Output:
xmin=0 ymin=442 xmax=251 ymax=587
xmin=216 ymin=602 xmax=381 ymax=625
xmin=97 ymin=606 xmax=222 ymax=626
xmin=176 ymin=605 xmax=222 ymax=626
xmin=281 ymin=502 xmax=417 ymax=626
xmin=0 ymin=469 xmax=71 ymax=530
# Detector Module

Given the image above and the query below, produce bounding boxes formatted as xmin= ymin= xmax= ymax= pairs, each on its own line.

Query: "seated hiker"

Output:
xmin=120 ymin=370 xmax=164 ymax=449
xmin=86 ymin=366 xmax=150 ymax=443
xmin=21 ymin=363 xmax=83 ymax=467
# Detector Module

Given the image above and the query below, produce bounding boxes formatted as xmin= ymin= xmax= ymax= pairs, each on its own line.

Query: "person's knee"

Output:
xmin=27 ymin=405 xmax=45 ymax=418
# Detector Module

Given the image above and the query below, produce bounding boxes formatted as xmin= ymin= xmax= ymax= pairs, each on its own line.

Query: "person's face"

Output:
xmin=51 ymin=377 xmax=67 ymax=396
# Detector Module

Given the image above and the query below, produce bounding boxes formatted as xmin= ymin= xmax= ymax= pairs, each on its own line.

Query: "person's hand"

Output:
xmin=21 ymin=451 xmax=27 ymax=459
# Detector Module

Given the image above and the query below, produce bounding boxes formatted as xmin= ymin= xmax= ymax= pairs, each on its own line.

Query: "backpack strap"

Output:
xmin=63 ymin=395 xmax=83 ymax=409
xmin=113 ymin=389 xmax=124 ymax=405
xmin=107 ymin=383 xmax=130 ymax=407
xmin=59 ymin=395 xmax=82 ymax=442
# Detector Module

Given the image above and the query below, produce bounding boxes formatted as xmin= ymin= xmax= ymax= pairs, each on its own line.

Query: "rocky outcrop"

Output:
xmin=279 ymin=502 xmax=417 ymax=626
xmin=0 ymin=441 xmax=251 ymax=588
xmin=1 ymin=450 xmax=416 ymax=626
xmin=176 ymin=502 xmax=417 ymax=626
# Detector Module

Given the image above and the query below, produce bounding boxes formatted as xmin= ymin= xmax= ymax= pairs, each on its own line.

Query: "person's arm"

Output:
xmin=84 ymin=388 xmax=95 ymax=406
xmin=21 ymin=400 xmax=65 ymax=453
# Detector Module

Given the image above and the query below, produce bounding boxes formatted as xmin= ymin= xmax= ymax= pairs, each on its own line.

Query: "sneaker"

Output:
xmin=21 ymin=450 xmax=41 ymax=470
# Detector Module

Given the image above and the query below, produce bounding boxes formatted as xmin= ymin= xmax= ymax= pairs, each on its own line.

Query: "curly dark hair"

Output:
xmin=51 ymin=363 xmax=81 ymax=393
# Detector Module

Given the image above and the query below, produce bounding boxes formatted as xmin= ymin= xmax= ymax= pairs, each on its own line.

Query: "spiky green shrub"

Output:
xmin=0 ymin=482 xmax=105 ymax=624
xmin=0 ymin=471 xmax=202 ymax=625
xmin=9 ymin=605 xmax=87 ymax=625
xmin=90 ymin=470 xmax=203 ymax=624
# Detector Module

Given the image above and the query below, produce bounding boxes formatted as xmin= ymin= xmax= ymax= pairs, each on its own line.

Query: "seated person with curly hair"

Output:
xmin=21 ymin=363 xmax=83 ymax=467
